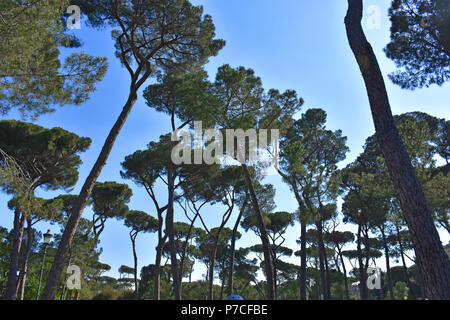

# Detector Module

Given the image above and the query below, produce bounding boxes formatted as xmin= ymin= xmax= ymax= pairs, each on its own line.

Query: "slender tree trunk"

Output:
xmin=166 ymin=164 xmax=181 ymax=300
xmin=130 ymin=233 xmax=139 ymax=300
xmin=4 ymin=209 xmax=25 ymax=300
xmin=66 ymin=289 xmax=72 ymax=300
xmin=60 ymin=285 xmax=66 ymax=301
xmin=315 ymin=220 xmax=328 ymax=300
xmin=220 ymin=277 xmax=225 ymax=300
xmin=322 ymin=231 xmax=331 ymax=299
xmin=16 ymin=219 xmax=33 ymax=300
xmin=179 ymin=213 xmax=198 ymax=297
xmin=345 ymin=0 xmax=450 ymax=299
xmin=153 ymin=206 xmax=167 ymax=301
xmin=335 ymin=256 xmax=341 ymax=275
xmin=227 ymin=204 xmax=245 ymax=296
xmin=241 ymin=164 xmax=275 ymax=300
xmin=273 ymin=252 xmax=277 ymax=300
xmin=363 ymin=230 xmax=371 ymax=297
xmin=42 ymin=91 xmax=139 ymax=299
xmin=380 ymin=226 xmax=394 ymax=300
xmin=357 ymin=225 xmax=368 ymax=300
xmin=241 ymin=279 xmax=251 ymax=294
xmin=208 ymin=222 xmax=228 ymax=300
xmin=338 ymin=248 xmax=350 ymax=300
xmin=395 ymin=222 xmax=412 ymax=292
xmin=279 ymin=175 xmax=307 ymax=300
xmin=333 ymin=255 xmax=345 ymax=299
xmin=208 ymin=244 xmax=218 ymax=300
xmin=153 ymin=240 xmax=164 ymax=300
xmin=251 ymin=277 xmax=266 ymax=300
xmin=300 ymin=218 xmax=307 ymax=300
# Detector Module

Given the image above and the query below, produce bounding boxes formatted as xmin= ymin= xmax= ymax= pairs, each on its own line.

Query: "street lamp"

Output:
xmin=43 ymin=230 xmax=52 ymax=245
xmin=36 ymin=230 xmax=52 ymax=300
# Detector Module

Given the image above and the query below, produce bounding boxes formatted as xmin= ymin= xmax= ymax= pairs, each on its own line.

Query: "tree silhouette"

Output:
xmin=124 ymin=210 xmax=158 ymax=299
xmin=90 ymin=182 xmax=132 ymax=243
xmin=279 ymin=108 xmax=348 ymax=299
xmin=242 ymin=211 xmax=294 ymax=299
xmin=324 ymin=231 xmax=354 ymax=300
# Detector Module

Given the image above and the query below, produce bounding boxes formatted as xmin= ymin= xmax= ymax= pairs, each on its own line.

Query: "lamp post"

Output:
xmin=36 ymin=229 xmax=52 ymax=300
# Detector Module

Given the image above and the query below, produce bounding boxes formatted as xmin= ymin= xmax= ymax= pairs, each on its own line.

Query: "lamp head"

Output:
xmin=43 ymin=230 xmax=52 ymax=245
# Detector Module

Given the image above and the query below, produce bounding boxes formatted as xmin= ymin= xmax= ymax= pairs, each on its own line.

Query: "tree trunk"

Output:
xmin=166 ymin=164 xmax=181 ymax=300
xmin=380 ymin=226 xmax=394 ymax=300
xmin=227 ymin=204 xmax=245 ymax=297
xmin=4 ymin=209 xmax=25 ymax=300
xmin=153 ymin=205 xmax=167 ymax=301
xmin=208 ymin=240 xmax=219 ymax=300
xmin=395 ymin=222 xmax=412 ymax=292
xmin=273 ymin=252 xmax=278 ymax=300
xmin=42 ymin=91 xmax=139 ymax=299
xmin=131 ymin=234 xmax=139 ymax=300
xmin=16 ymin=219 xmax=33 ymax=300
xmin=60 ymin=285 xmax=66 ymax=301
xmin=208 ymin=221 xmax=229 ymax=300
xmin=300 ymin=218 xmax=307 ymax=300
xmin=315 ymin=220 xmax=329 ymax=300
xmin=241 ymin=163 xmax=275 ymax=300
xmin=322 ymin=230 xmax=331 ymax=299
xmin=153 ymin=238 xmax=165 ymax=300
xmin=345 ymin=0 xmax=450 ymax=299
xmin=338 ymin=248 xmax=350 ymax=300
xmin=179 ymin=212 xmax=198 ymax=297
xmin=363 ymin=229 xmax=371 ymax=296
xmin=220 ymin=277 xmax=225 ymax=300
xmin=357 ymin=225 xmax=368 ymax=300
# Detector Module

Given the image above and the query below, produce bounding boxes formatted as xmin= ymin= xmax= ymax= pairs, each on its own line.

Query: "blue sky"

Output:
xmin=1 ymin=0 xmax=449 ymax=281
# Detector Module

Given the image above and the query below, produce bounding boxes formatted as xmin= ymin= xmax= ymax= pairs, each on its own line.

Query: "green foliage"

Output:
xmin=74 ymin=0 xmax=224 ymax=78
xmin=118 ymin=265 xmax=135 ymax=277
xmin=0 ymin=0 xmax=107 ymax=118
xmin=279 ymin=105 xmax=349 ymax=269
xmin=52 ymin=214 xmax=104 ymax=299
xmin=0 ymin=227 xmax=11 ymax=293
xmin=385 ymin=0 xmax=450 ymax=89
xmin=8 ymin=196 xmax=63 ymax=222
xmin=347 ymin=112 xmax=449 ymax=233
xmin=91 ymin=182 xmax=132 ymax=220
xmin=144 ymin=70 xmax=218 ymax=129
xmin=239 ymin=183 xmax=276 ymax=226
xmin=212 ymin=64 xmax=303 ymax=159
xmin=0 ymin=120 xmax=91 ymax=191
xmin=124 ymin=211 xmax=158 ymax=234
xmin=394 ymin=281 xmax=409 ymax=300
xmin=325 ymin=231 xmax=355 ymax=247
xmin=2 ymin=0 xmax=448 ymax=299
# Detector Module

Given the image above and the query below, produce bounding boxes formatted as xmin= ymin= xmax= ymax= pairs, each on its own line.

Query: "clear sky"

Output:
xmin=1 ymin=0 xmax=449 ymax=281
